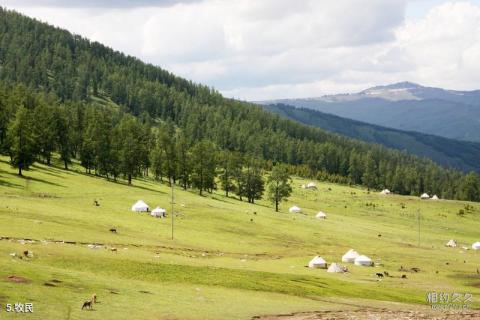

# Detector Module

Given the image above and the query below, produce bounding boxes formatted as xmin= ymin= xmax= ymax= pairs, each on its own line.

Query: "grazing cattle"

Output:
xmin=110 ymin=248 xmax=117 ymax=253
xmin=401 ymin=274 xmax=407 ymax=279
xmin=91 ymin=294 xmax=97 ymax=304
xmin=376 ymin=273 xmax=384 ymax=278
xmin=411 ymin=267 xmax=421 ymax=272
xmin=23 ymin=250 xmax=29 ymax=257
xmin=81 ymin=300 xmax=92 ymax=310
xmin=383 ymin=271 xmax=389 ymax=277
xmin=378 ymin=234 xmax=382 ymax=237
xmin=109 ymin=228 xmax=117 ymax=233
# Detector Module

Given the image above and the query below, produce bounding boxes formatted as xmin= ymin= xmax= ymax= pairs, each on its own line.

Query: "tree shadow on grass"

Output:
xmin=31 ymin=163 xmax=74 ymax=178
xmin=0 ymin=168 xmax=22 ymax=189
xmin=5 ymin=172 xmax=65 ymax=188
xmin=0 ymin=178 xmax=22 ymax=188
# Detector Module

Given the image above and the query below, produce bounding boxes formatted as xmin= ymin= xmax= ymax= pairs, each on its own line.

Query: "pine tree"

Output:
xmin=244 ymin=157 xmax=265 ymax=204
xmin=348 ymin=151 xmax=362 ymax=185
xmin=219 ymin=151 xmax=240 ymax=197
xmin=116 ymin=115 xmax=147 ymax=185
xmin=191 ymin=140 xmax=217 ymax=195
xmin=7 ymin=106 xmax=37 ymax=176
xmin=54 ymin=106 xmax=73 ymax=170
xmin=362 ymin=152 xmax=378 ymax=189
xmin=175 ymin=131 xmax=191 ymax=190
xmin=267 ymin=164 xmax=292 ymax=212
xmin=459 ymin=172 xmax=480 ymax=202
xmin=33 ymin=103 xmax=57 ymax=165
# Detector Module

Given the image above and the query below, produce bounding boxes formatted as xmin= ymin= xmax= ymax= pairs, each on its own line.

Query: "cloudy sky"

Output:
xmin=3 ymin=0 xmax=480 ymax=100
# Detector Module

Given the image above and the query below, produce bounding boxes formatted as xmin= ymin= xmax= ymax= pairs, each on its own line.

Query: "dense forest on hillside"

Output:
xmin=265 ymin=103 xmax=480 ymax=173
xmin=0 ymin=7 xmax=479 ymax=201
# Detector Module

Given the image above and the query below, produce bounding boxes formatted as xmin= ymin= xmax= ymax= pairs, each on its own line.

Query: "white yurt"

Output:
xmin=289 ymin=206 xmax=302 ymax=213
xmin=327 ymin=263 xmax=345 ymax=273
xmin=380 ymin=189 xmax=391 ymax=195
xmin=151 ymin=207 xmax=166 ymax=218
xmin=354 ymin=255 xmax=373 ymax=266
xmin=420 ymin=193 xmax=430 ymax=199
xmin=306 ymin=182 xmax=317 ymax=189
xmin=445 ymin=239 xmax=457 ymax=247
xmin=316 ymin=211 xmax=327 ymax=219
xmin=472 ymin=242 xmax=480 ymax=250
xmin=131 ymin=200 xmax=150 ymax=212
xmin=308 ymin=256 xmax=327 ymax=269
xmin=341 ymin=249 xmax=360 ymax=263
xmin=431 ymin=195 xmax=439 ymax=200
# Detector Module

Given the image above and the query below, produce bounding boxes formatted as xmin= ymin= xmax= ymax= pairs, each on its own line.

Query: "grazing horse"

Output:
xmin=109 ymin=228 xmax=117 ymax=233
xmin=81 ymin=300 xmax=93 ymax=310
xmin=375 ymin=273 xmax=384 ymax=278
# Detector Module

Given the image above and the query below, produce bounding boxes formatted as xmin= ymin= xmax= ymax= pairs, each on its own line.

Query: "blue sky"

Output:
xmin=407 ymin=0 xmax=480 ymax=18
xmin=3 ymin=0 xmax=480 ymax=100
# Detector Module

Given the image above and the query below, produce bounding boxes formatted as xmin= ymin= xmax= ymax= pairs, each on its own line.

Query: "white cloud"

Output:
xmin=393 ymin=2 xmax=480 ymax=90
xmin=2 ymin=0 xmax=480 ymax=100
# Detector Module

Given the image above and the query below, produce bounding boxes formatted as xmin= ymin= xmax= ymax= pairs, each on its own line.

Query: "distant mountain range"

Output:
xmin=263 ymin=103 xmax=480 ymax=173
xmin=263 ymin=82 xmax=480 ymax=142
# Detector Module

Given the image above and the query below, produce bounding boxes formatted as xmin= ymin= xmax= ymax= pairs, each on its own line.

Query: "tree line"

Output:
xmin=0 ymin=83 xmax=297 ymax=208
xmin=0 ymin=7 xmax=479 ymax=202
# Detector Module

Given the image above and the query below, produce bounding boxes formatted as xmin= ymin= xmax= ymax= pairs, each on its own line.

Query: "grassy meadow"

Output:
xmin=1 ymin=155 xmax=480 ymax=319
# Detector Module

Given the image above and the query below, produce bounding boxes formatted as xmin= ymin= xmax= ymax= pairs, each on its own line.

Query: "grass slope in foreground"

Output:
xmin=1 ymin=156 xmax=480 ymax=319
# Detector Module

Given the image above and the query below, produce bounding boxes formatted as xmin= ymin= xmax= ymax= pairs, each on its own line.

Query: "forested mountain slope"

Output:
xmin=265 ymin=103 xmax=480 ymax=173
xmin=0 ymin=7 xmax=479 ymax=200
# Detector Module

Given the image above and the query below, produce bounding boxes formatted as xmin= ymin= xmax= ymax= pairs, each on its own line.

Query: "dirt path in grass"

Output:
xmin=253 ymin=309 xmax=480 ymax=320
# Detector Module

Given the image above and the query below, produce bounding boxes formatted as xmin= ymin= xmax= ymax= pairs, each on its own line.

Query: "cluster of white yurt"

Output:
xmin=151 ymin=207 xmax=166 ymax=218
xmin=380 ymin=189 xmax=391 ymax=195
xmin=289 ymin=205 xmax=302 ymax=213
xmin=431 ymin=195 xmax=439 ymax=200
xmin=308 ymin=256 xmax=327 ymax=269
xmin=341 ymin=249 xmax=373 ymax=266
xmin=445 ymin=239 xmax=457 ymax=247
xmin=420 ymin=193 xmax=430 ymax=199
xmin=315 ymin=211 xmax=327 ymax=219
xmin=472 ymin=242 xmax=480 ymax=250
xmin=131 ymin=201 xmax=166 ymax=218
xmin=131 ymin=200 xmax=150 ymax=212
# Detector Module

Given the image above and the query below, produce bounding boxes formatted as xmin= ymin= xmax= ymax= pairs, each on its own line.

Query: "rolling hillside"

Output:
xmin=264 ymin=103 xmax=480 ymax=173
xmin=265 ymin=82 xmax=480 ymax=142
xmin=1 ymin=156 xmax=480 ymax=319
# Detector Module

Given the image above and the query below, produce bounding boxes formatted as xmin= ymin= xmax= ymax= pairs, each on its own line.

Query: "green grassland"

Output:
xmin=1 ymin=155 xmax=479 ymax=319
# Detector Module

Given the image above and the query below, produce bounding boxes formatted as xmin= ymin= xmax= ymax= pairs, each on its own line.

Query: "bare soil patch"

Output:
xmin=6 ymin=275 xmax=29 ymax=283
xmin=253 ymin=309 xmax=480 ymax=320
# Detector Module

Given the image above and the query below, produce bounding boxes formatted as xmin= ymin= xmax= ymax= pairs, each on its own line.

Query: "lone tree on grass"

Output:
xmin=267 ymin=164 xmax=293 ymax=212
